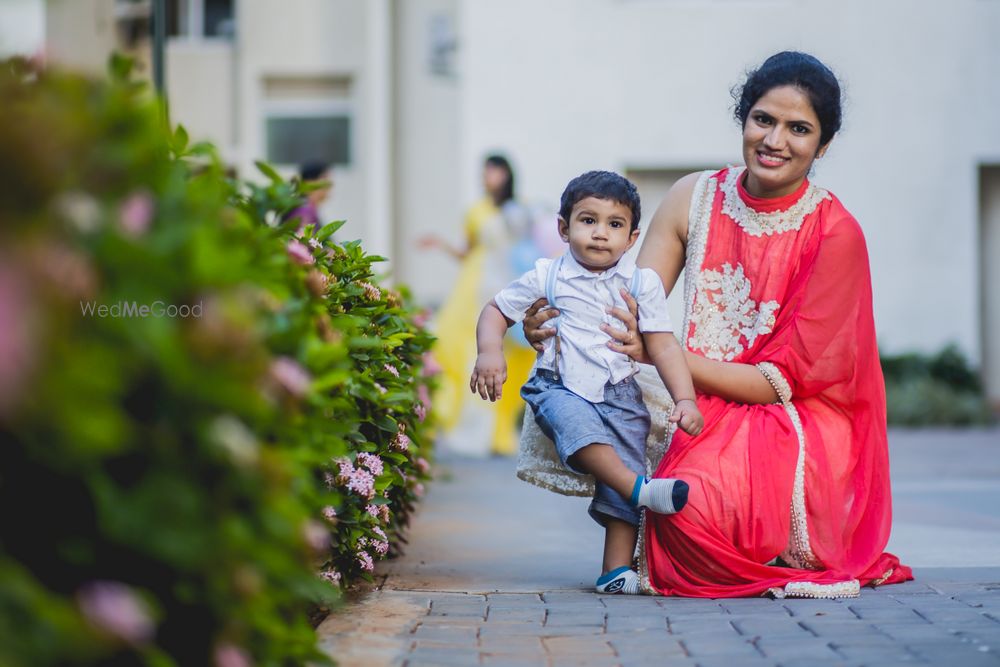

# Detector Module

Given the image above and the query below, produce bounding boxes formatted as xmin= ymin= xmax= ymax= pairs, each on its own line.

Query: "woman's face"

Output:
xmin=741 ymin=85 xmax=829 ymax=198
xmin=482 ymin=163 xmax=509 ymax=199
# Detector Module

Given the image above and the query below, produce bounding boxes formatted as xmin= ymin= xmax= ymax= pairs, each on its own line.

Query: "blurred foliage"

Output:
xmin=0 ymin=55 xmax=435 ymax=666
xmin=881 ymin=345 xmax=995 ymax=426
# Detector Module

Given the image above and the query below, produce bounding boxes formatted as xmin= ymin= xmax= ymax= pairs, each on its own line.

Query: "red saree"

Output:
xmin=640 ymin=167 xmax=912 ymax=598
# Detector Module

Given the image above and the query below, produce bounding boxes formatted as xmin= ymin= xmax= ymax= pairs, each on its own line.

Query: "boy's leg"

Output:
xmin=603 ymin=517 xmax=638 ymax=573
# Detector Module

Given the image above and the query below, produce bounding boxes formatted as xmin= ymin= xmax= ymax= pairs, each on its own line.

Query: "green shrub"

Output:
xmin=882 ymin=345 xmax=995 ymax=426
xmin=0 ymin=55 xmax=434 ymax=666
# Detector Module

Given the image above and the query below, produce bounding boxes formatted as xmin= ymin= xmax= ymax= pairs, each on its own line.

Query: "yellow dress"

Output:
xmin=432 ymin=198 xmax=536 ymax=456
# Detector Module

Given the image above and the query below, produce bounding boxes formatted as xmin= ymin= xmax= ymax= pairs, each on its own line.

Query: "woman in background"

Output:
xmin=422 ymin=155 xmax=537 ymax=456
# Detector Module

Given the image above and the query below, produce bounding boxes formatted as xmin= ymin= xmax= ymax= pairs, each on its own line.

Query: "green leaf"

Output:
xmin=255 ymin=160 xmax=284 ymax=184
xmin=172 ymin=125 xmax=189 ymax=153
xmin=318 ymin=220 xmax=347 ymax=240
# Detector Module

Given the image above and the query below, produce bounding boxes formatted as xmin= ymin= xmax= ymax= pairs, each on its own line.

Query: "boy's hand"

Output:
xmin=470 ymin=352 xmax=507 ymax=402
xmin=669 ymin=399 xmax=704 ymax=436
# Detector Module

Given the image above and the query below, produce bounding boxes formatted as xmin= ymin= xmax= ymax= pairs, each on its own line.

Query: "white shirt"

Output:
xmin=494 ymin=253 xmax=674 ymax=403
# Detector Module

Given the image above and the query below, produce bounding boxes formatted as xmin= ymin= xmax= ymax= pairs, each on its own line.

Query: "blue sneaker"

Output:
xmin=595 ymin=566 xmax=640 ymax=595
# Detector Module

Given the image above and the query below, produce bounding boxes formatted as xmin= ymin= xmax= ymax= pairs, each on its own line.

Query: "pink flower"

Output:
xmin=0 ymin=264 xmax=35 ymax=417
xmin=323 ymin=471 xmax=336 ymax=489
xmin=269 ymin=357 xmax=311 ymax=398
xmin=383 ymin=363 xmax=400 ymax=378
xmin=374 ymin=382 xmax=387 ymax=395
xmin=214 ymin=643 xmax=253 ymax=667
xmin=414 ymin=483 xmax=426 ymax=498
xmin=76 ymin=581 xmax=155 ymax=645
xmin=378 ymin=505 xmax=390 ymax=522
xmin=302 ymin=520 xmax=329 ymax=552
xmin=335 ymin=457 xmax=354 ymax=484
xmin=417 ymin=384 xmax=431 ymax=408
xmin=414 ymin=402 xmax=427 ymax=423
xmin=365 ymin=504 xmax=379 ymax=517
xmin=359 ymin=281 xmax=381 ymax=301
xmin=371 ymin=527 xmax=389 ymax=555
xmin=286 ymin=240 xmax=315 ymax=266
xmin=320 ymin=569 xmax=341 ymax=586
xmin=421 ymin=352 xmax=442 ymax=377
xmin=305 ymin=270 xmax=328 ymax=297
xmin=347 ymin=467 xmax=375 ymax=499
xmin=118 ymin=190 xmax=155 ymax=237
xmin=308 ymin=237 xmax=322 ymax=250
xmin=356 ymin=452 xmax=384 ymax=477
xmin=357 ymin=551 xmax=374 ymax=572
xmin=322 ymin=506 xmax=338 ymax=522
xmin=390 ymin=432 xmax=410 ymax=452
xmin=415 ymin=457 xmax=430 ymax=475
xmin=412 ymin=309 xmax=431 ymax=329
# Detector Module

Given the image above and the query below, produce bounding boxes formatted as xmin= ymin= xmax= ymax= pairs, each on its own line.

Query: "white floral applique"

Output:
xmin=688 ymin=263 xmax=779 ymax=361
xmin=720 ymin=167 xmax=830 ymax=237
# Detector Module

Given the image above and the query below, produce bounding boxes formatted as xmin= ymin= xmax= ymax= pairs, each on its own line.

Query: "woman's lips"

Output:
xmin=756 ymin=151 xmax=789 ymax=168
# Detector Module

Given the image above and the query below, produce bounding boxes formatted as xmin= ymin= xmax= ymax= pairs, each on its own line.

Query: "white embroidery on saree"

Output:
xmin=720 ymin=167 xmax=830 ymax=237
xmin=688 ymin=263 xmax=779 ymax=361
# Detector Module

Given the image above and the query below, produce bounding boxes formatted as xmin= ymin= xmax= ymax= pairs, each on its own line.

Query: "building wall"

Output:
xmin=448 ymin=0 xmax=1000 ymax=363
xmin=0 ymin=0 xmax=45 ymax=59
xmin=43 ymin=0 xmax=117 ymax=74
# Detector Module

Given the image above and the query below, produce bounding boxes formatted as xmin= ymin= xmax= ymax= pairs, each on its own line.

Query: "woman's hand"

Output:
xmin=521 ymin=298 xmax=558 ymax=353
xmin=601 ymin=288 xmax=652 ymax=364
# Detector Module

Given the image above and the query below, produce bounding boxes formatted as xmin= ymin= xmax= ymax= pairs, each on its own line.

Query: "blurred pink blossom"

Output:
xmin=383 ymin=363 xmax=400 ymax=378
xmin=365 ymin=504 xmax=379 ymax=517
xmin=322 ymin=471 xmax=336 ymax=489
xmin=322 ymin=506 xmax=338 ymax=522
xmin=374 ymin=382 xmax=387 ymax=395
xmin=415 ymin=457 xmax=431 ymax=475
xmin=417 ymin=384 xmax=431 ymax=409
xmin=0 ymin=265 xmax=35 ymax=417
xmin=269 ymin=357 xmax=311 ymax=398
xmin=421 ymin=352 xmax=442 ymax=377
xmin=359 ymin=281 xmax=381 ymax=301
xmin=357 ymin=551 xmax=374 ymax=572
xmin=356 ymin=452 xmax=384 ymax=477
xmin=308 ymin=237 xmax=322 ymax=250
xmin=214 ymin=643 xmax=253 ymax=667
xmin=302 ymin=520 xmax=329 ymax=552
xmin=76 ymin=581 xmax=154 ymax=645
xmin=118 ymin=190 xmax=155 ymax=237
xmin=371 ymin=527 xmax=389 ymax=555
xmin=378 ymin=505 xmax=390 ymax=522
xmin=320 ymin=569 xmax=341 ymax=586
xmin=412 ymin=309 xmax=432 ymax=329
xmin=414 ymin=483 xmax=426 ymax=498
xmin=414 ymin=402 xmax=427 ymax=423
xmin=335 ymin=458 xmax=354 ymax=485
xmin=286 ymin=240 xmax=315 ymax=266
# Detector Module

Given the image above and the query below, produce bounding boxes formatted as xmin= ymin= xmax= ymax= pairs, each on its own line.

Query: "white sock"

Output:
xmin=633 ymin=476 xmax=689 ymax=515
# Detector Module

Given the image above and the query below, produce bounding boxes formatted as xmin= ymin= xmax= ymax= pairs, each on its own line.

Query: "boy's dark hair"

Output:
xmin=559 ymin=171 xmax=641 ymax=231
xmin=299 ymin=160 xmax=330 ymax=181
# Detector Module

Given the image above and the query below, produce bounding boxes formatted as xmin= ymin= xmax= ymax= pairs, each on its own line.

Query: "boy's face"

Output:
xmin=558 ymin=196 xmax=639 ymax=272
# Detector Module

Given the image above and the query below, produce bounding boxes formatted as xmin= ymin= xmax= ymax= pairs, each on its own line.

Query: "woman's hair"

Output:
xmin=484 ymin=154 xmax=515 ymax=205
xmin=733 ymin=51 xmax=843 ymax=147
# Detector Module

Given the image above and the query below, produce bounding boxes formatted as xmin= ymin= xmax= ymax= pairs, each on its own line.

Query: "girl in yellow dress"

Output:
xmin=421 ymin=155 xmax=538 ymax=456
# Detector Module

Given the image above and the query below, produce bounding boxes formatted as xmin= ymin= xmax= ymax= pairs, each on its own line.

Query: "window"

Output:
xmin=266 ymin=115 xmax=351 ymax=167
xmin=262 ymin=77 xmax=353 ymax=167
xmin=165 ymin=0 xmax=234 ymax=39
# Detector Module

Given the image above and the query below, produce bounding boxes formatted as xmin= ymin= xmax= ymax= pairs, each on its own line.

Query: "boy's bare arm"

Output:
xmin=471 ymin=300 xmax=514 ymax=402
xmin=644 ymin=332 xmax=704 ymax=435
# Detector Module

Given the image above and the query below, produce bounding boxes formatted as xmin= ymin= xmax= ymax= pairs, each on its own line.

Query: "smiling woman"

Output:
xmin=522 ymin=51 xmax=913 ymax=598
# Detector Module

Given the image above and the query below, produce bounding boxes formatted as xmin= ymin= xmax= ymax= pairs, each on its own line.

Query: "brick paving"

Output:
xmin=318 ymin=429 xmax=1000 ymax=666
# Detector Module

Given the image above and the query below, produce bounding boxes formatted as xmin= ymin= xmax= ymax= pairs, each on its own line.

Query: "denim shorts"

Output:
xmin=520 ymin=369 xmax=650 ymax=527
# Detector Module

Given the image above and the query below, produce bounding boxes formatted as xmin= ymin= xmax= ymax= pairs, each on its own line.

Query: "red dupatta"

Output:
xmin=640 ymin=167 xmax=912 ymax=598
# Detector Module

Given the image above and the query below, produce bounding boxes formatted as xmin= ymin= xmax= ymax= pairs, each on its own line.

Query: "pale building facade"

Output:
xmin=4 ymin=0 xmax=999 ymax=404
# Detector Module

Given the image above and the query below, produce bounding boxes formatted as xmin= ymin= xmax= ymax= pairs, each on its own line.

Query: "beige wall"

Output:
xmin=166 ymin=41 xmax=234 ymax=158
xmin=391 ymin=0 xmax=461 ymax=298
xmin=44 ymin=0 xmax=117 ymax=74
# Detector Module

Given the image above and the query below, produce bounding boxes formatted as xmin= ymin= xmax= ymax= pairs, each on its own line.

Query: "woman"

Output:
xmin=423 ymin=155 xmax=537 ymax=456
xmin=523 ymin=52 xmax=911 ymax=597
